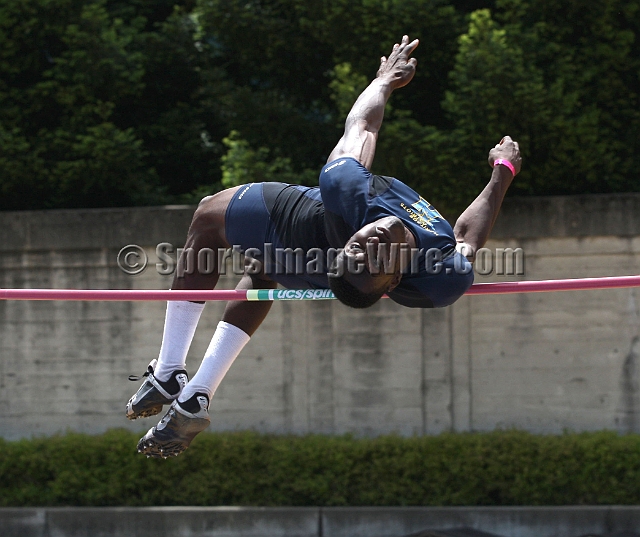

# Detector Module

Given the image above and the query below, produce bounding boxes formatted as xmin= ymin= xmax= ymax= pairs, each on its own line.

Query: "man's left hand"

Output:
xmin=488 ymin=136 xmax=522 ymax=175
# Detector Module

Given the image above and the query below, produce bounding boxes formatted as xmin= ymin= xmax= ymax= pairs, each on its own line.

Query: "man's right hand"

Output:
xmin=377 ymin=35 xmax=419 ymax=90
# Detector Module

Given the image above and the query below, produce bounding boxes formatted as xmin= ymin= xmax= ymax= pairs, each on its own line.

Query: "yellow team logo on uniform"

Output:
xmin=400 ymin=196 xmax=442 ymax=235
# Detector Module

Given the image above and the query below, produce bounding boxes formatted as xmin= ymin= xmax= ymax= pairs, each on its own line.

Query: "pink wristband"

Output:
xmin=493 ymin=159 xmax=516 ymax=176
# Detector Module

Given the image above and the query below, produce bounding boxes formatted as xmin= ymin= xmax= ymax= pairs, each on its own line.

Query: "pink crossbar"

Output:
xmin=1 ymin=275 xmax=640 ymax=301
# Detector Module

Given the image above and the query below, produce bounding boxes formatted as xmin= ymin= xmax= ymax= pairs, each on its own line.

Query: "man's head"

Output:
xmin=328 ymin=216 xmax=407 ymax=308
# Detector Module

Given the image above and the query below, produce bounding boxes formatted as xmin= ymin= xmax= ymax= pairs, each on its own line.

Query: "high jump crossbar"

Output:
xmin=1 ymin=275 xmax=640 ymax=302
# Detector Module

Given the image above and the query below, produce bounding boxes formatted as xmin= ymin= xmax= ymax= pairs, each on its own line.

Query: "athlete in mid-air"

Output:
xmin=127 ymin=35 xmax=521 ymax=458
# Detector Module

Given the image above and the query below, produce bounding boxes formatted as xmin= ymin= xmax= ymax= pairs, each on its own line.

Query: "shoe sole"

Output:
xmin=137 ymin=426 xmax=207 ymax=458
xmin=126 ymin=403 xmax=163 ymax=420
xmin=125 ymin=380 xmax=178 ymax=420
xmin=137 ymin=437 xmax=187 ymax=458
xmin=137 ymin=410 xmax=210 ymax=459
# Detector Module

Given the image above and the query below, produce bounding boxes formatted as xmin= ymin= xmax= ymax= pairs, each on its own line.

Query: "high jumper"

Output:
xmin=128 ymin=35 xmax=521 ymax=458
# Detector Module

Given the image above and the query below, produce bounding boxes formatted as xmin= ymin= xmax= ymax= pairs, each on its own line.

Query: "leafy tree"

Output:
xmin=0 ymin=0 xmax=230 ymax=209
xmin=219 ymin=130 xmax=316 ymax=189
xmin=494 ymin=0 xmax=640 ymax=195
xmin=1 ymin=0 xmax=639 ymax=211
xmin=0 ymin=0 xmax=161 ymax=209
xmin=191 ymin=0 xmax=465 ymax=190
xmin=404 ymin=9 xmax=551 ymax=212
xmin=115 ymin=4 xmax=233 ymax=200
xmin=402 ymin=1 xmax=640 ymax=214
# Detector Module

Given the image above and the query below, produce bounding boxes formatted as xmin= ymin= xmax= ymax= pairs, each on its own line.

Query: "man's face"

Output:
xmin=340 ymin=216 xmax=407 ymax=294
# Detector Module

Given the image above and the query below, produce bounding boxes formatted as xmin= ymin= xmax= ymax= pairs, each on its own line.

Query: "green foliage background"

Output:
xmin=1 ymin=0 xmax=638 ymax=213
xmin=2 ymin=430 xmax=640 ymax=506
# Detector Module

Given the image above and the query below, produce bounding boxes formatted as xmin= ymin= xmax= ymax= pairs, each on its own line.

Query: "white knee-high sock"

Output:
xmin=154 ymin=301 xmax=205 ymax=382
xmin=179 ymin=321 xmax=250 ymax=402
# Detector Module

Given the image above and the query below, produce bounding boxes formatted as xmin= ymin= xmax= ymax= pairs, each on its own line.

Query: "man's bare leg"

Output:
xmin=148 ymin=190 xmax=238 ymax=383
xmin=169 ymin=218 xmax=278 ymax=404
xmin=127 ymin=186 xmax=274 ymax=418
xmin=177 ymin=269 xmax=276 ymax=402
xmin=453 ymin=136 xmax=522 ymax=260
xmin=133 ymin=184 xmax=285 ymax=457
xmin=126 ymin=190 xmax=238 ymax=420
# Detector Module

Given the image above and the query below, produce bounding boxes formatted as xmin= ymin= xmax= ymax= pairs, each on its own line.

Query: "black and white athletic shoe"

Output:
xmin=136 ymin=393 xmax=211 ymax=458
xmin=125 ymin=359 xmax=188 ymax=420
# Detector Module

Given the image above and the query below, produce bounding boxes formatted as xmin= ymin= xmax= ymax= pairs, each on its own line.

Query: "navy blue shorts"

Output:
xmin=224 ymin=183 xmax=271 ymax=251
xmin=224 ymin=182 xmax=329 ymax=289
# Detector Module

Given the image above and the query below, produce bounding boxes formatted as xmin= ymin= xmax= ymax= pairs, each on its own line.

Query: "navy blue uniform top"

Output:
xmin=319 ymin=158 xmax=474 ymax=308
xmin=224 ymin=158 xmax=474 ymax=308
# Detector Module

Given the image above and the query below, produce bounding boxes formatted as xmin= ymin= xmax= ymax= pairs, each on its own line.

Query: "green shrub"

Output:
xmin=1 ymin=429 xmax=640 ymax=506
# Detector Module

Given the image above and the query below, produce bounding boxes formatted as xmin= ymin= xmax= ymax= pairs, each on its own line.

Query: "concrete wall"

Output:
xmin=4 ymin=506 xmax=640 ymax=537
xmin=1 ymin=194 xmax=639 ymax=440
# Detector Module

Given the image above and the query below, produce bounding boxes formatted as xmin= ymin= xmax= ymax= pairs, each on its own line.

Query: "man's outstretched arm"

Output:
xmin=326 ymin=35 xmax=419 ymax=169
xmin=453 ymin=136 xmax=522 ymax=261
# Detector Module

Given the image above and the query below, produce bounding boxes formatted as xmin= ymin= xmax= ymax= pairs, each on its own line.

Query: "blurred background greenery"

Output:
xmin=0 ymin=0 xmax=638 ymax=215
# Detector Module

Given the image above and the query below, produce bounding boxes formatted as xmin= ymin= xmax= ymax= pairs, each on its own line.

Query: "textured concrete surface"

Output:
xmin=1 ymin=194 xmax=640 ymax=439
xmin=3 ymin=506 xmax=640 ymax=537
